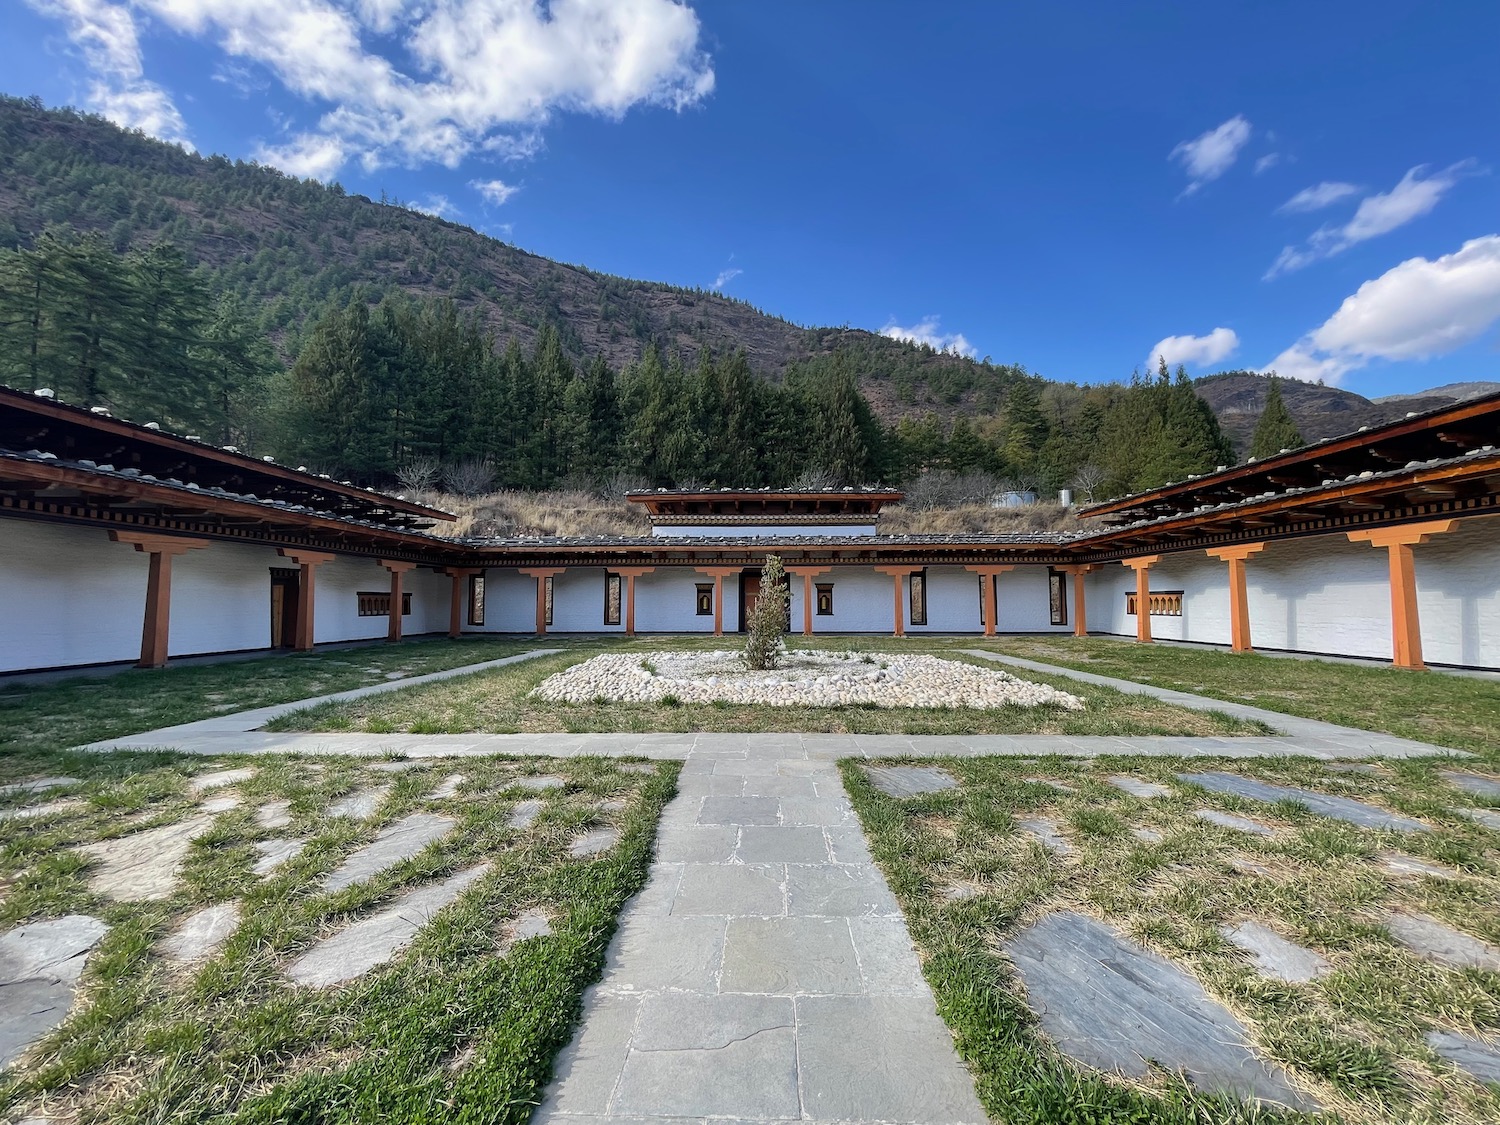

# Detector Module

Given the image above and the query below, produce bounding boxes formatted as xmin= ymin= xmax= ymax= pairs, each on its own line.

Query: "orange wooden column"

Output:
xmin=277 ymin=548 xmax=335 ymax=652
xmin=695 ymin=566 xmax=740 ymax=636
xmin=518 ymin=567 xmax=565 ymax=635
xmin=438 ymin=567 xmax=481 ymax=638
xmin=785 ymin=565 xmax=832 ymax=635
xmin=873 ymin=566 xmax=916 ymax=637
xmin=964 ymin=565 xmax=1013 ymax=636
xmin=612 ymin=566 xmax=656 ymax=636
xmin=1347 ymin=520 xmax=1458 ymax=670
xmin=1205 ymin=544 xmax=1266 ymax=653
xmin=378 ymin=559 xmax=417 ymax=641
xmin=1121 ymin=555 xmax=1160 ymax=643
xmin=110 ymin=531 xmax=210 ymax=669
xmin=1055 ymin=564 xmax=1100 ymax=637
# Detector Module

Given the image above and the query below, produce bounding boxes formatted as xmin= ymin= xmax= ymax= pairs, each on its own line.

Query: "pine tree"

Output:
xmin=1249 ymin=376 xmax=1303 ymax=459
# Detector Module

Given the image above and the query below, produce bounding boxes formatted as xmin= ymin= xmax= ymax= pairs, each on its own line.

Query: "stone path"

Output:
xmin=537 ymin=742 xmax=986 ymax=1124
xmin=1179 ymin=771 xmax=1430 ymax=831
xmin=0 ymin=915 xmax=108 ymax=1069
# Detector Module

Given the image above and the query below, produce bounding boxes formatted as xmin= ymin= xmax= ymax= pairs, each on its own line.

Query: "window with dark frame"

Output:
xmin=815 ymin=583 xmax=834 ymax=615
xmin=604 ymin=572 xmax=622 ymax=625
xmin=695 ymin=584 xmax=714 ymax=615
xmin=544 ymin=576 xmax=554 ymax=627
xmin=909 ymin=569 xmax=928 ymax=626
xmin=467 ymin=573 xmax=486 ymax=626
xmin=357 ymin=592 xmax=412 ymax=617
xmin=1048 ymin=569 xmax=1068 ymax=626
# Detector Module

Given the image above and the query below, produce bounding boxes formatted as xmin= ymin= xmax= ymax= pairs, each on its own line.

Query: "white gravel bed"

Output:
xmin=530 ymin=650 xmax=1085 ymax=711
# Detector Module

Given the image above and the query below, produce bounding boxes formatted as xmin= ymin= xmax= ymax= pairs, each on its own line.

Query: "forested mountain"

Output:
xmin=0 ymin=95 xmax=1474 ymax=498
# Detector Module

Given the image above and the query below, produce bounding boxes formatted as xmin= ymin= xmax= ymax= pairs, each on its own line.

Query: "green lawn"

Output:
xmin=0 ymin=752 xmax=677 ymax=1124
xmin=844 ymin=754 xmax=1500 ymax=1125
xmin=267 ymin=637 xmax=1272 ymax=738
xmin=0 ymin=636 xmax=552 ymax=776
xmin=978 ymin=636 xmax=1500 ymax=763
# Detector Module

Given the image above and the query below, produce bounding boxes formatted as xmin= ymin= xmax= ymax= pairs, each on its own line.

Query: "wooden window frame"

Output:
xmin=1048 ymin=568 xmax=1068 ymax=626
xmin=1126 ymin=590 xmax=1184 ymax=617
xmin=358 ymin=591 xmax=412 ymax=617
xmin=695 ymin=583 xmax=714 ymax=616
xmin=604 ymin=572 xmax=622 ymax=626
xmin=544 ymin=576 xmax=554 ymax=627
xmin=467 ymin=573 xmax=486 ymax=626
xmin=909 ymin=569 xmax=928 ymax=626
xmin=815 ymin=583 xmax=834 ymax=616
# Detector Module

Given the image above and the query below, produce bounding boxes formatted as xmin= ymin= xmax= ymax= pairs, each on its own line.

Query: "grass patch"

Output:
xmin=976 ymin=635 xmax=1500 ymax=763
xmin=0 ymin=636 xmax=552 ymax=774
xmin=0 ymin=752 xmax=678 ymax=1123
xmin=267 ymin=637 xmax=1272 ymax=738
xmin=843 ymin=754 xmax=1500 ymax=1124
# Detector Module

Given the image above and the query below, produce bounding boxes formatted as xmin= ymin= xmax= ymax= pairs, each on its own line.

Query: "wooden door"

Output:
xmin=738 ymin=571 xmax=761 ymax=633
xmin=270 ymin=569 xmax=299 ymax=648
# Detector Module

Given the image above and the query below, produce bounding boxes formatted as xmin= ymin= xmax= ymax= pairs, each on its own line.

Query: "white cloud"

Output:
xmin=1277 ymin=181 xmax=1361 ymax=213
xmin=880 ymin=316 xmax=978 ymax=360
xmin=1145 ymin=327 xmax=1239 ymax=372
xmin=1170 ymin=115 xmax=1251 ymax=196
xmin=1254 ymin=153 xmax=1282 ymax=175
xmin=1266 ymin=161 xmax=1477 ymax=278
xmin=712 ymin=266 xmax=742 ymax=290
xmin=470 ymin=178 xmax=519 ymax=206
xmin=27 ymin=0 xmax=192 ymax=147
xmin=411 ymin=193 xmax=459 ymax=218
xmin=1264 ymin=235 xmax=1500 ymax=385
xmin=35 ymin=0 xmax=714 ymax=178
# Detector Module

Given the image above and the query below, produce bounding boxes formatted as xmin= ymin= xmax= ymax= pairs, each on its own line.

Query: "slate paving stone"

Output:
xmin=0 ymin=799 xmax=82 ymax=822
xmin=672 ymin=863 xmax=784 ymax=916
xmin=599 ymin=915 xmax=725 ymax=992
xmin=1178 ymin=771 xmax=1429 ymax=831
xmin=719 ymin=917 xmax=863 ymax=994
xmin=514 ymin=775 xmax=565 ymax=791
xmin=426 ymin=774 xmax=465 ymax=799
xmin=863 ymin=765 xmax=958 ymax=798
xmin=797 ymin=995 xmax=987 ymax=1122
xmin=847 ymin=917 xmax=931 ymax=996
xmin=1459 ymin=808 xmax=1500 ymax=830
xmin=538 ymin=990 xmax=640 ymax=1116
xmin=187 ymin=767 xmax=255 ymax=794
xmin=1221 ymin=921 xmax=1330 ymax=982
xmin=1017 ymin=816 xmax=1072 ymax=854
xmin=1132 ymin=826 xmax=1164 ymax=843
xmin=1426 ymin=1029 xmax=1500 ymax=1084
xmin=1441 ymin=771 xmax=1500 ymax=798
xmin=736 ymin=825 xmax=829 ymax=864
xmin=1196 ymin=809 xmax=1274 ymax=836
xmin=75 ymin=815 xmax=214 ymax=901
xmin=1381 ymin=852 xmax=1458 ymax=880
xmin=778 ymin=796 xmax=849 ymax=827
xmin=1108 ymin=775 xmax=1171 ymax=798
xmin=698 ymin=795 xmax=781 ymax=826
xmin=322 ymin=812 xmax=456 ymax=892
xmin=0 ymin=777 xmax=79 ymax=797
xmin=286 ymin=863 xmax=490 ymax=986
xmin=569 ymin=827 xmax=620 ymax=858
xmin=508 ymin=909 xmax=554 ymax=942
xmin=1385 ymin=911 xmax=1500 ymax=970
xmin=654 ymin=826 xmax=738 ymax=863
xmin=1227 ymin=855 xmax=1275 ymax=876
xmin=327 ymin=786 xmax=390 ymax=819
xmin=255 ymin=801 xmax=292 ymax=829
xmin=199 ymin=794 xmax=241 ymax=814
xmin=0 ymin=914 xmax=108 ymax=1069
xmin=1006 ymin=911 xmax=1317 ymax=1110
xmin=824 ymin=825 xmax=873 ymax=864
xmin=786 ymin=864 xmax=900 ymax=917
xmin=1325 ymin=763 xmax=1381 ymax=774
xmin=368 ymin=760 xmax=422 ymax=773
xmin=252 ymin=837 xmax=306 ymax=876
xmin=506 ymin=798 xmax=543 ymax=829
xmin=161 ymin=902 xmax=241 ymax=962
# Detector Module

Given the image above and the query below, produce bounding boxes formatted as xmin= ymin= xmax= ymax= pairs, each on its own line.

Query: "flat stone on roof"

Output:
xmin=322 ymin=812 xmax=455 ymax=892
xmin=1177 ymin=772 xmax=1428 ymax=832
xmin=1005 ymin=911 xmax=1316 ymax=1110
xmin=864 ymin=765 xmax=959 ymax=798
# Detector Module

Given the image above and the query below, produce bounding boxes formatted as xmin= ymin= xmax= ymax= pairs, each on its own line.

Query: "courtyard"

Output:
xmin=2 ymin=636 xmax=1499 ymax=1124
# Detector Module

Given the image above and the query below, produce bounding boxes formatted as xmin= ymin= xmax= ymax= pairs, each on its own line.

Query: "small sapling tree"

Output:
xmin=744 ymin=554 xmax=790 ymax=670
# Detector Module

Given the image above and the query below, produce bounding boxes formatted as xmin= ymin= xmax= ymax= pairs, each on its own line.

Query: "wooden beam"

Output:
xmin=1120 ymin=556 xmax=1160 ymax=643
xmin=1206 ymin=543 xmax=1266 ymax=653
xmin=612 ymin=566 xmax=655 ymax=637
xmin=518 ymin=567 xmax=565 ymax=635
xmin=277 ymin=548 xmax=335 ymax=651
xmin=437 ymin=567 xmax=482 ymax=638
xmin=695 ymin=565 xmax=740 ymax=637
xmin=378 ymin=559 xmax=417 ymax=642
xmin=1347 ymin=520 xmax=1459 ymax=670
xmin=873 ymin=565 xmax=917 ymax=637
xmin=785 ymin=565 xmax=833 ymax=636
xmin=110 ymin=530 xmax=210 ymax=668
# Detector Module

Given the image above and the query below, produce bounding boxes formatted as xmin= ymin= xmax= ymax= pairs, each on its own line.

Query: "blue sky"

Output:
xmin=6 ymin=0 xmax=1499 ymax=396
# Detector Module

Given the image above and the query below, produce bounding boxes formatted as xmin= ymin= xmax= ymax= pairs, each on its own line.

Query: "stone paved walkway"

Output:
xmin=536 ymin=742 xmax=987 ymax=1124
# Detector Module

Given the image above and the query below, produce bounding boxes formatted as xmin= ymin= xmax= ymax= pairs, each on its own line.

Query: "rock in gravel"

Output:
xmin=161 ymin=902 xmax=241 ymax=962
xmin=323 ymin=813 xmax=455 ymax=892
xmin=0 ymin=915 xmax=108 ymax=1069
xmin=1221 ymin=921 xmax=1330 ymax=983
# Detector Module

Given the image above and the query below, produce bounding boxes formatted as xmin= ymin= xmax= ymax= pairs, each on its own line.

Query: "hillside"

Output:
xmin=0 ymin=95 xmax=1021 ymax=417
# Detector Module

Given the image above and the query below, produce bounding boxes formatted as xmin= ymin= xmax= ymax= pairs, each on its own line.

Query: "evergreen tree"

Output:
xmin=1249 ymin=376 xmax=1303 ymax=459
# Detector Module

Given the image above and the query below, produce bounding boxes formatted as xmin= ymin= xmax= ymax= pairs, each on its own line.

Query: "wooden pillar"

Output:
xmin=1121 ymin=555 xmax=1160 ymax=643
xmin=437 ymin=567 xmax=481 ymax=639
xmin=1205 ymin=545 xmax=1266 ymax=653
xmin=277 ymin=548 xmax=335 ymax=652
xmin=613 ymin=567 xmax=656 ymax=637
xmin=110 ymin=531 xmax=210 ymax=669
xmin=873 ymin=566 xmax=916 ymax=637
xmin=1055 ymin=564 xmax=1100 ymax=638
xmin=378 ymin=560 xmax=416 ymax=642
xmin=1347 ymin=520 xmax=1458 ymax=670
xmin=695 ymin=566 xmax=740 ymax=637
xmin=518 ymin=567 xmax=564 ymax=635
xmin=964 ymin=565 xmax=1013 ymax=637
xmin=785 ymin=566 xmax=832 ymax=636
